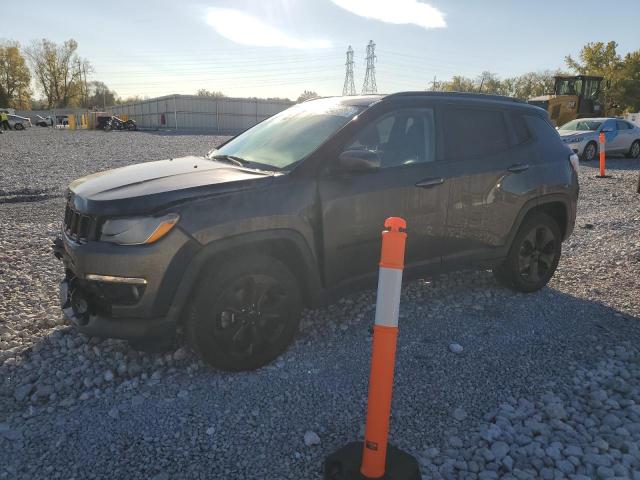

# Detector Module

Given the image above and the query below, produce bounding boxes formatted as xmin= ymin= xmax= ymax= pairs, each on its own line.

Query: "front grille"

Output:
xmin=64 ymin=204 xmax=98 ymax=243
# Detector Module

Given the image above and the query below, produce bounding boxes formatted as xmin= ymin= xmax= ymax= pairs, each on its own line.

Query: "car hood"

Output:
xmin=69 ymin=156 xmax=277 ymax=216
xmin=558 ymin=129 xmax=594 ymax=138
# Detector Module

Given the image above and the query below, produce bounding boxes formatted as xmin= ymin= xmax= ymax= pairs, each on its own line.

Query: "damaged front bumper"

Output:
xmin=52 ymin=236 xmax=180 ymax=341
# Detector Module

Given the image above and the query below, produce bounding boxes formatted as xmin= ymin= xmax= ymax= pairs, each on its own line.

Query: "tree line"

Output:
xmin=432 ymin=42 xmax=639 ymax=112
xmin=1 ymin=39 xmax=638 ymax=112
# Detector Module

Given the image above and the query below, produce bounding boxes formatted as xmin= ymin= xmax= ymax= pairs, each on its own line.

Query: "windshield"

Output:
xmin=559 ymin=119 xmax=603 ymax=131
xmin=208 ymin=98 xmax=363 ymax=170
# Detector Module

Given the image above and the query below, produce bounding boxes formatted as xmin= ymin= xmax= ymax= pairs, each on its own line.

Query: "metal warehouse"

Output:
xmin=110 ymin=95 xmax=293 ymax=133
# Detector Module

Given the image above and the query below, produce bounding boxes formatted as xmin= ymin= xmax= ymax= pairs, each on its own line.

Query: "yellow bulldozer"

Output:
xmin=528 ymin=75 xmax=607 ymax=126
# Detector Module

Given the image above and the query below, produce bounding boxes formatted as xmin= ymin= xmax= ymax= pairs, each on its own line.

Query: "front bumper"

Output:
xmin=53 ymin=227 xmax=200 ymax=340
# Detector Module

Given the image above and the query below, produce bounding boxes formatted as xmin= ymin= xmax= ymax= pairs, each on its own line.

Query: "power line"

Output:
xmin=342 ymin=45 xmax=356 ymax=96
xmin=362 ymin=40 xmax=377 ymax=94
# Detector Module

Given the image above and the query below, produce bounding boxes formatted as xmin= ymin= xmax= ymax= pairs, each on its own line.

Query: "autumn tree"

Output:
xmin=297 ymin=90 xmax=319 ymax=103
xmin=0 ymin=41 xmax=31 ymax=108
xmin=25 ymin=38 xmax=91 ymax=108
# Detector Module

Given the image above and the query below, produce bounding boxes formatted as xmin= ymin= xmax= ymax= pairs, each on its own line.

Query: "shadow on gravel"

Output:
xmin=582 ymin=157 xmax=640 ymax=171
xmin=0 ymin=188 xmax=61 ymax=204
xmin=3 ymin=271 xmax=640 ymax=479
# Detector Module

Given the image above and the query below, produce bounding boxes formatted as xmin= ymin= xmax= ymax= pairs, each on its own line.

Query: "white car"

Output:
xmin=558 ymin=117 xmax=640 ymax=161
xmin=8 ymin=114 xmax=32 ymax=130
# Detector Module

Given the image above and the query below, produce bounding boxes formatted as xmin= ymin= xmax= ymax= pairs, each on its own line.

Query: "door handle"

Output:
xmin=415 ymin=177 xmax=445 ymax=188
xmin=507 ymin=163 xmax=530 ymax=173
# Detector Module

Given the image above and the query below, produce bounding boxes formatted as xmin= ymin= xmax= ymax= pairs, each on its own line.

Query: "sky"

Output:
xmin=3 ymin=0 xmax=640 ymax=101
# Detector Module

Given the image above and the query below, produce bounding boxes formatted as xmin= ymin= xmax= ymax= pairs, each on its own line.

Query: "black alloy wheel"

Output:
xmin=516 ymin=225 xmax=556 ymax=285
xmin=187 ymin=255 xmax=301 ymax=371
xmin=493 ymin=212 xmax=562 ymax=293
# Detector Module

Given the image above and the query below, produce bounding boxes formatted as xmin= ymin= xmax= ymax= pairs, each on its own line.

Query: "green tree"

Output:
xmin=297 ymin=90 xmax=319 ymax=103
xmin=25 ymin=38 xmax=91 ymax=108
xmin=0 ymin=41 xmax=31 ymax=109
xmin=617 ymin=51 xmax=640 ymax=112
xmin=84 ymin=81 xmax=117 ymax=109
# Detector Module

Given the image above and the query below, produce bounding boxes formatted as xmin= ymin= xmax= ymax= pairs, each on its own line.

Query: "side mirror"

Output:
xmin=337 ymin=149 xmax=380 ymax=172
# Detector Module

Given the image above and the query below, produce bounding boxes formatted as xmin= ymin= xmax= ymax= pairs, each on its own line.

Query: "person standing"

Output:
xmin=0 ymin=111 xmax=10 ymax=131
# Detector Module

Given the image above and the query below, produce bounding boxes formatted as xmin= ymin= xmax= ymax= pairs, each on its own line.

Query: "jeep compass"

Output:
xmin=54 ymin=92 xmax=579 ymax=370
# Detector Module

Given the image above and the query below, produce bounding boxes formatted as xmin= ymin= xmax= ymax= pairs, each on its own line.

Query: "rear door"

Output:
xmin=440 ymin=105 xmax=537 ymax=264
xmin=318 ymin=104 xmax=449 ymax=287
xmin=614 ymin=120 xmax=634 ymax=152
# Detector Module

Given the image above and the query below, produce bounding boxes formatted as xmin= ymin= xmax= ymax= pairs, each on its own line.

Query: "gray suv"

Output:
xmin=54 ymin=92 xmax=579 ymax=370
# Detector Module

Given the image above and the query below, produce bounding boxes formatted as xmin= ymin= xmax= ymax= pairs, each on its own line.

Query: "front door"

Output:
xmin=318 ymin=106 xmax=449 ymax=287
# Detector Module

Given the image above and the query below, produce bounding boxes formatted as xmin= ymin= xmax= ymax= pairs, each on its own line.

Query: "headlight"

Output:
xmin=100 ymin=213 xmax=179 ymax=245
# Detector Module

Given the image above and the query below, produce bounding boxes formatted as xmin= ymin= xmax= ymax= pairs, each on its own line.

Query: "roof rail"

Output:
xmin=384 ymin=91 xmax=525 ymax=104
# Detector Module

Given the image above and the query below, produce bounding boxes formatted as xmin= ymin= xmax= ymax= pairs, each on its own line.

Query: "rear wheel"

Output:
xmin=186 ymin=254 xmax=302 ymax=371
xmin=493 ymin=212 xmax=562 ymax=293
xmin=582 ymin=141 xmax=597 ymax=161
xmin=627 ymin=140 xmax=640 ymax=159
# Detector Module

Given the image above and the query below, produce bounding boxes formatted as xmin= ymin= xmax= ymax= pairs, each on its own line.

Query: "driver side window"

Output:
xmin=344 ymin=108 xmax=435 ymax=168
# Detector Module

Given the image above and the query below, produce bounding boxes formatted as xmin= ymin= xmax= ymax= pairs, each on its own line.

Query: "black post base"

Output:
xmin=595 ymin=174 xmax=612 ymax=178
xmin=323 ymin=442 xmax=420 ymax=480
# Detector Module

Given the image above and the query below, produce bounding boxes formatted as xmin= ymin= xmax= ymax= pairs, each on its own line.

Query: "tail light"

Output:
xmin=569 ymin=153 xmax=579 ymax=174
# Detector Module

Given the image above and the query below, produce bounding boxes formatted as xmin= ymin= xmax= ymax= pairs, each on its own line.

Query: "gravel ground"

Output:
xmin=1 ymin=128 xmax=640 ymax=479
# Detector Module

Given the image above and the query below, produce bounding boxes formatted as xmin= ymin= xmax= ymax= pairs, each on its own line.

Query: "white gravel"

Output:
xmin=1 ymin=128 xmax=639 ymax=479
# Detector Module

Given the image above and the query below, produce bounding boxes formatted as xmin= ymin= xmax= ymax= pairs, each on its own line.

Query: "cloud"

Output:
xmin=205 ymin=8 xmax=332 ymax=49
xmin=330 ymin=0 xmax=446 ymax=29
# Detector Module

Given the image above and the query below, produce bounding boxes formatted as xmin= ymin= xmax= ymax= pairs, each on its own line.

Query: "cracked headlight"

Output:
xmin=100 ymin=213 xmax=179 ymax=245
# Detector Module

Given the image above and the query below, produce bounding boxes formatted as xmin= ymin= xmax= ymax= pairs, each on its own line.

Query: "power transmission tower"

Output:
xmin=342 ymin=46 xmax=356 ymax=96
xmin=361 ymin=40 xmax=377 ymax=94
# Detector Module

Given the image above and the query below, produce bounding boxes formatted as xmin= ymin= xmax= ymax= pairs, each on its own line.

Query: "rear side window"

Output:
xmin=443 ymin=107 xmax=509 ymax=159
xmin=616 ymin=120 xmax=630 ymax=130
xmin=509 ymin=112 xmax=532 ymax=145
xmin=525 ymin=115 xmax=562 ymax=144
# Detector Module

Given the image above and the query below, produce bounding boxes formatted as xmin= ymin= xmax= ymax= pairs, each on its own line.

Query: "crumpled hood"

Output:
xmin=69 ymin=156 xmax=275 ymax=215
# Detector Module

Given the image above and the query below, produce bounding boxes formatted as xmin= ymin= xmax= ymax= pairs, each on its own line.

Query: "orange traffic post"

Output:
xmin=324 ymin=218 xmax=420 ymax=480
xmin=596 ymin=132 xmax=611 ymax=178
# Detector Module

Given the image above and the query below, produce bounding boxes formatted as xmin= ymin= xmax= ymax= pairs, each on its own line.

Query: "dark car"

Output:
xmin=54 ymin=92 xmax=579 ymax=371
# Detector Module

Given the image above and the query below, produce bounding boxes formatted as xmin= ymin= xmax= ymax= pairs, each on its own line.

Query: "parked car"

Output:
xmin=53 ymin=92 xmax=579 ymax=371
xmin=8 ymin=114 xmax=32 ymax=130
xmin=558 ymin=117 xmax=640 ymax=161
xmin=35 ymin=115 xmax=53 ymax=127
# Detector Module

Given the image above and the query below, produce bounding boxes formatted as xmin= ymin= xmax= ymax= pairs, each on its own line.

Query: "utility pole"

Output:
xmin=362 ymin=40 xmax=377 ymax=95
xmin=342 ymin=46 xmax=356 ymax=96
xmin=431 ymin=76 xmax=437 ymax=91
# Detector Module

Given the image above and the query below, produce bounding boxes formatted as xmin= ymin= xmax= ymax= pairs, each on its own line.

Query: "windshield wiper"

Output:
xmin=210 ymin=154 xmax=282 ymax=173
xmin=210 ymin=154 xmax=248 ymax=167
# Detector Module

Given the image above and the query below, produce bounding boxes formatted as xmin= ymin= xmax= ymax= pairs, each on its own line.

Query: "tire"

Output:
xmin=103 ymin=124 xmax=112 ymax=132
xmin=126 ymin=121 xmax=137 ymax=131
xmin=493 ymin=212 xmax=562 ymax=293
xmin=627 ymin=140 xmax=640 ymax=159
xmin=14 ymin=123 xmax=24 ymax=131
xmin=581 ymin=141 xmax=597 ymax=161
xmin=186 ymin=254 xmax=302 ymax=371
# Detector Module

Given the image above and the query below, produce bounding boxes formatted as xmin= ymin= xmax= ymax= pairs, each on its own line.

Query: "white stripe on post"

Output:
xmin=373 ymin=267 xmax=403 ymax=328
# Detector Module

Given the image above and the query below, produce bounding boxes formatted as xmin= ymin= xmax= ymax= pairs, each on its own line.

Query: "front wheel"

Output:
xmin=627 ymin=140 xmax=640 ymax=159
xmin=186 ymin=254 xmax=302 ymax=371
xmin=126 ymin=121 xmax=137 ymax=131
xmin=14 ymin=123 xmax=24 ymax=130
xmin=493 ymin=212 xmax=562 ymax=293
xmin=582 ymin=141 xmax=597 ymax=161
